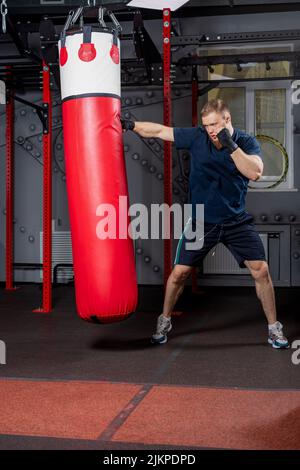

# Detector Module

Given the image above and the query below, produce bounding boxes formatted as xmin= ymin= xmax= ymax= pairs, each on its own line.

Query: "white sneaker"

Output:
xmin=151 ymin=314 xmax=172 ymax=345
xmin=268 ymin=321 xmax=290 ymax=349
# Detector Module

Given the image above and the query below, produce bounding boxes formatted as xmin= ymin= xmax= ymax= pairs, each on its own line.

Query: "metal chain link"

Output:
xmin=1 ymin=0 xmax=7 ymax=34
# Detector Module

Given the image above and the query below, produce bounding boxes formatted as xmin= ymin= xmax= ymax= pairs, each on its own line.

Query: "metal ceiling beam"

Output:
xmin=175 ymin=3 xmax=300 ymax=18
xmin=5 ymin=15 xmax=41 ymax=64
xmin=6 ymin=2 xmax=300 ymax=23
xmin=171 ymin=29 xmax=300 ymax=47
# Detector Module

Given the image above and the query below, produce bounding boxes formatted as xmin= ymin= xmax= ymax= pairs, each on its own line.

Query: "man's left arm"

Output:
xmin=230 ymin=147 xmax=263 ymax=181
xmin=217 ymin=128 xmax=263 ymax=181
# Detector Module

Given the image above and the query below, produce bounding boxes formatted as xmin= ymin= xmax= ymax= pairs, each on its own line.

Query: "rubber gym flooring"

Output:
xmin=0 ymin=284 xmax=299 ymax=450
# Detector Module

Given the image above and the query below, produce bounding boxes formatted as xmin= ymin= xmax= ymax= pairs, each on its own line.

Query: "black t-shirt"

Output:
xmin=174 ymin=126 xmax=261 ymax=223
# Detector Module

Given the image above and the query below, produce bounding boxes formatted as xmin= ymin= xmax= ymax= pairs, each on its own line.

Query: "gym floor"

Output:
xmin=0 ymin=284 xmax=299 ymax=450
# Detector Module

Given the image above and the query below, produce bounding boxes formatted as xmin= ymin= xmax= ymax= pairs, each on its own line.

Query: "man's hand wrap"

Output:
xmin=217 ymin=128 xmax=238 ymax=153
xmin=120 ymin=117 xmax=135 ymax=131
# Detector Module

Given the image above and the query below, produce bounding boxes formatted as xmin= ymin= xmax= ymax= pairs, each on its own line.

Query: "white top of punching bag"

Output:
xmin=58 ymin=30 xmax=120 ymax=102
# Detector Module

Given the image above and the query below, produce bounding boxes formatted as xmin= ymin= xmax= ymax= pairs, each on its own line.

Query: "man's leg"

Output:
xmin=151 ymin=219 xmax=220 ymax=345
xmin=245 ymin=260 xmax=289 ymax=348
xmin=244 ymin=260 xmax=276 ymax=324
xmin=162 ymin=265 xmax=194 ymax=318
xmin=150 ymin=265 xmax=193 ymax=344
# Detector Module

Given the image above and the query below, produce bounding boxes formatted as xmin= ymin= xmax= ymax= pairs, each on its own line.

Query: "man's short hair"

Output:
xmin=200 ymin=99 xmax=230 ymax=117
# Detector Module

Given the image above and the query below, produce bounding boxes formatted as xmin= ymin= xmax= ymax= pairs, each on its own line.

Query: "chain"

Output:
xmin=1 ymin=0 xmax=7 ymax=34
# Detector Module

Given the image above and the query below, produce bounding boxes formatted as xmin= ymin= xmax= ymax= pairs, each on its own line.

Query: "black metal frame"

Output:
xmin=2 ymin=6 xmax=300 ymax=91
xmin=13 ymin=95 xmax=49 ymax=133
xmin=12 ymin=263 xmax=74 ymax=286
xmin=171 ymin=29 xmax=300 ymax=47
xmin=7 ymin=2 xmax=300 ymax=22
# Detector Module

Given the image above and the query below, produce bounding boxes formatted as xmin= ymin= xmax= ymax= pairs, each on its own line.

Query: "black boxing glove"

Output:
xmin=120 ymin=117 xmax=135 ymax=131
xmin=217 ymin=128 xmax=238 ymax=153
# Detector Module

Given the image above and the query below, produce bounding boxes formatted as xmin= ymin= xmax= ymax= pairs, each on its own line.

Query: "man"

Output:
xmin=121 ymin=99 xmax=289 ymax=349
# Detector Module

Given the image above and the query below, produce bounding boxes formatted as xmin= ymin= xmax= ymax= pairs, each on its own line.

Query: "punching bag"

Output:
xmin=58 ymin=25 xmax=138 ymax=323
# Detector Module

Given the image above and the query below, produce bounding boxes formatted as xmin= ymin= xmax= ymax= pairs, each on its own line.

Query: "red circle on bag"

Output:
xmin=110 ymin=44 xmax=119 ymax=65
xmin=78 ymin=43 xmax=97 ymax=62
xmin=60 ymin=47 xmax=68 ymax=66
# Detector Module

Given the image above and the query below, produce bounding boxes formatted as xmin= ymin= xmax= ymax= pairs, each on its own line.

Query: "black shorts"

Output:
xmin=174 ymin=212 xmax=266 ymax=269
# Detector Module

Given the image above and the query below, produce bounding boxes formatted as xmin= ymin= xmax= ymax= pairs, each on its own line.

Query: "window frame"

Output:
xmin=216 ymin=80 xmax=294 ymax=191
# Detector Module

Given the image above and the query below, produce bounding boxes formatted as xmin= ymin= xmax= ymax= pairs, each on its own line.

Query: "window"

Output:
xmin=255 ymin=89 xmax=285 ymax=143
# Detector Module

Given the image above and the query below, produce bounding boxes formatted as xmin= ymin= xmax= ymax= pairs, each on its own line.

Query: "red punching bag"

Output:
xmin=58 ymin=25 xmax=138 ymax=323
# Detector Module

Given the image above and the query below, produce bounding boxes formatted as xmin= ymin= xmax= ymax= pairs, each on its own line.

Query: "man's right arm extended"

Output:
xmin=121 ymin=118 xmax=174 ymax=142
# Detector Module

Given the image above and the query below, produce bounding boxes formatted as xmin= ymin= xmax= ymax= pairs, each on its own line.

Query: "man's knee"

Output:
xmin=245 ymin=260 xmax=270 ymax=282
xmin=171 ymin=265 xmax=193 ymax=284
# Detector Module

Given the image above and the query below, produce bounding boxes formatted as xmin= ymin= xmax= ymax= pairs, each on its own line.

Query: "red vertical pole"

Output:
xmin=34 ymin=61 xmax=52 ymax=312
xmin=191 ymin=67 xmax=199 ymax=293
xmin=163 ymin=8 xmax=172 ymax=287
xmin=5 ymin=88 xmax=15 ymax=291
xmin=42 ymin=61 xmax=52 ymax=312
xmin=191 ymin=67 xmax=198 ymax=127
